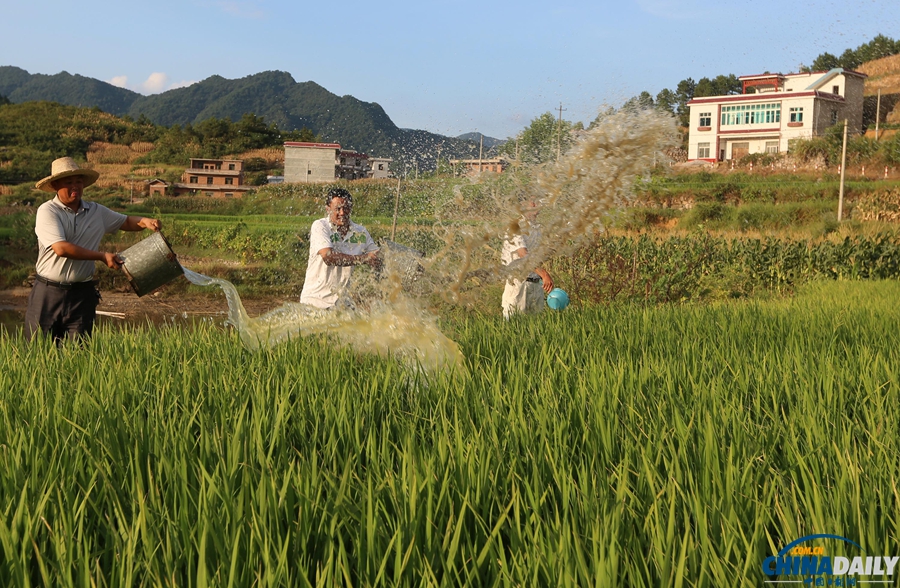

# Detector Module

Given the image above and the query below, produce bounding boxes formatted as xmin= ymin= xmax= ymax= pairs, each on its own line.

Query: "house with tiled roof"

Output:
xmin=148 ymin=158 xmax=254 ymax=198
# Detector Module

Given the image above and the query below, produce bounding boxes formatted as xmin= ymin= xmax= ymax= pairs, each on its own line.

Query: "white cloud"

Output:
xmin=140 ymin=72 xmax=170 ymax=94
xmin=101 ymin=72 xmax=197 ymax=94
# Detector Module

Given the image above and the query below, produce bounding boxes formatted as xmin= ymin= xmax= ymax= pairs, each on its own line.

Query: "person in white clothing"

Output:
xmin=501 ymin=204 xmax=553 ymax=319
xmin=300 ymin=188 xmax=380 ymax=309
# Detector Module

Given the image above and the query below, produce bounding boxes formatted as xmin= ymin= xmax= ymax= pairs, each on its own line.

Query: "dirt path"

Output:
xmin=0 ymin=286 xmax=287 ymax=325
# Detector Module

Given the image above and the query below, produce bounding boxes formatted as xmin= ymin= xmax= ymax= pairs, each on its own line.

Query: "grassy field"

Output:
xmin=1 ymin=280 xmax=898 ymax=586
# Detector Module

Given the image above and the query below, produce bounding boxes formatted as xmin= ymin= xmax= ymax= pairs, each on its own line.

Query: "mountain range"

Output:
xmin=0 ymin=66 xmax=502 ymax=167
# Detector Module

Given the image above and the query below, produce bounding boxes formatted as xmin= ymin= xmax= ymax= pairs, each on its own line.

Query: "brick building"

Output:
xmin=147 ymin=158 xmax=253 ymax=197
xmin=449 ymin=157 xmax=509 ymax=176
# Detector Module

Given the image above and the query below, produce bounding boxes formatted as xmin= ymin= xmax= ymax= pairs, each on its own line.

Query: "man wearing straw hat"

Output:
xmin=25 ymin=157 xmax=161 ymax=343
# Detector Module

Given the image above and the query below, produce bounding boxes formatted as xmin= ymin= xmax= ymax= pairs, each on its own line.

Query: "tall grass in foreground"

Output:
xmin=1 ymin=281 xmax=899 ymax=587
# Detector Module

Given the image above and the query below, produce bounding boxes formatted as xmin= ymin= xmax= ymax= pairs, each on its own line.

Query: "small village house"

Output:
xmin=687 ymin=68 xmax=866 ymax=162
xmin=284 ymin=142 xmax=392 ymax=183
xmin=368 ymin=157 xmax=393 ymax=179
xmin=338 ymin=150 xmax=369 ymax=180
xmin=448 ymin=157 xmax=508 ymax=176
xmin=148 ymin=158 xmax=253 ymax=197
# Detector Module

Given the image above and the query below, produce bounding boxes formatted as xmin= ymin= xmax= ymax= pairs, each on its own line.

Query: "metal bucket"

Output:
xmin=119 ymin=232 xmax=184 ymax=297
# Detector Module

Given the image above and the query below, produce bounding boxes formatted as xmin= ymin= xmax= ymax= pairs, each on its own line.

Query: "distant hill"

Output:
xmin=0 ymin=66 xmax=479 ymax=168
xmin=0 ymin=66 xmax=139 ymax=116
xmin=457 ymin=132 xmax=505 ymax=150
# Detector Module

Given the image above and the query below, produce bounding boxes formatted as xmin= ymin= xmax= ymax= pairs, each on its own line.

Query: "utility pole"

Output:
xmin=838 ymin=119 xmax=848 ymax=222
xmin=875 ymin=89 xmax=882 ymax=140
xmin=391 ymin=177 xmax=401 ymax=241
xmin=478 ymin=134 xmax=483 ymax=173
xmin=556 ymin=102 xmax=567 ymax=162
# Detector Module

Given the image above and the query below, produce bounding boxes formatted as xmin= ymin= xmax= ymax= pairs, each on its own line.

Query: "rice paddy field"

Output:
xmin=1 ymin=279 xmax=898 ymax=587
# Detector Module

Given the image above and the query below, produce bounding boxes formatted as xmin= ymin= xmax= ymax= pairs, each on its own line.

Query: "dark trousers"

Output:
xmin=24 ymin=279 xmax=100 ymax=344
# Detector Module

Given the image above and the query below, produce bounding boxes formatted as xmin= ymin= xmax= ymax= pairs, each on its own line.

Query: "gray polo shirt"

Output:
xmin=34 ymin=197 xmax=127 ymax=283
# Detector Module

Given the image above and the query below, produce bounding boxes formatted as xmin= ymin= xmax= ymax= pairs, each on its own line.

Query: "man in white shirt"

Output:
xmin=501 ymin=203 xmax=554 ymax=319
xmin=25 ymin=157 xmax=161 ymax=343
xmin=300 ymin=188 xmax=380 ymax=309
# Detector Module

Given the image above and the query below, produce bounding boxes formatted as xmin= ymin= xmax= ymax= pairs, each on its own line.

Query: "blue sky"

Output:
xmin=1 ymin=0 xmax=897 ymax=139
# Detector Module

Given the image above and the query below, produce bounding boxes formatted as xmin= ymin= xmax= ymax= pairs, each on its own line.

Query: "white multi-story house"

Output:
xmin=368 ymin=157 xmax=393 ymax=179
xmin=687 ymin=68 xmax=866 ymax=162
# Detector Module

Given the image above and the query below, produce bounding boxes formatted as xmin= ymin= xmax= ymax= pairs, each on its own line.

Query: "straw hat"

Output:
xmin=35 ymin=157 xmax=100 ymax=193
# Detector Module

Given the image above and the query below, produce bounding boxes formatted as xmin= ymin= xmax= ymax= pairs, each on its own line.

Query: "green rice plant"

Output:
xmin=1 ymin=281 xmax=899 ymax=586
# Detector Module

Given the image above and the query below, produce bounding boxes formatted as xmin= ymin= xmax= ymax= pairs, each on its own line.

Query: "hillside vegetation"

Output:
xmin=0 ymin=67 xmax=479 ymax=167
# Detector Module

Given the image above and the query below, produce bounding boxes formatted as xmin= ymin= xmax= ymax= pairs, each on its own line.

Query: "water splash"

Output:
xmin=373 ymin=109 xmax=679 ymax=302
xmin=180 ymin=109 xmax=675 ymax=371
xmin=182 ymin=268 xmax=465 ymax=373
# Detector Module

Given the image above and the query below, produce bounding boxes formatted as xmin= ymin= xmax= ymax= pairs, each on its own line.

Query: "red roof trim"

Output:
xmin=739 ymin=69 xmax=867 ymax=80
xmin=739 ymin=73 xmax=786 ymax=80
xmin=688 ymin=91 xmax=844 ymax=105
xmin=284 ymin=142 xmax=342 ymax=149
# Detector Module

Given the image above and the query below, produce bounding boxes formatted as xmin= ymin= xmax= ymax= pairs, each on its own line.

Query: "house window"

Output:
xmin=225 ymin=177 xmax=233 ymax=185
xmin=206 ymin=177 xmax=213 ymax=184
xmin=721 ymin=103 xmax=781 ymax=126
xmin=205 ymin=192 xmax=213 ymax=197
xmin=765 ymin=141 xmax=779 ymax=154
xmin=697 ymin=142 xmax=710 ymax=158
xmin=228 ymin=164 xmax=235 ymax=170
xmin=189 ymin=176 xmax=198 ymax=184
xmin=225 ymin=193 xmax=234 ymax=198
xmin=831 ymin=110 xmax=839 ymax=125
xmin=699 ymin=112 xmax=711 ymax=127
xmin=832 ymin=85 xmax=840 ymax=95
xmin=378 ymin=164 xmax=384 ymax=171
xmin=789 ymin=107 xmax=803 ymax=123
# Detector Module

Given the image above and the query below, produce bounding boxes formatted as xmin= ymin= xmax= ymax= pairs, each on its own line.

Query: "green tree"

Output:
xmin=808 ymin=52 xmax=840 ymax=71
xmin=804 ymin=34 xmax=900 ymax=73
xmin=838 ymin=48 xmax=861 ymax=70
xmin=283 ymin=127 xmax=319 ymax=143
xmin=499 ymin=112 xmax=579 ymax=165
xmin=675 ymin=78 xmax=696 ymax=127
xmin=135 ymin=124 xmax=202 ymax=165
xmin=621 ymin=91 xmax=655 ymax=112
xmin=234 ymin=113 xmax=280 ymax=151
xmin=655 ymin=89 xmax=677 ymax=115
xmin=855 ymin=34 xmax=900 ymax=63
